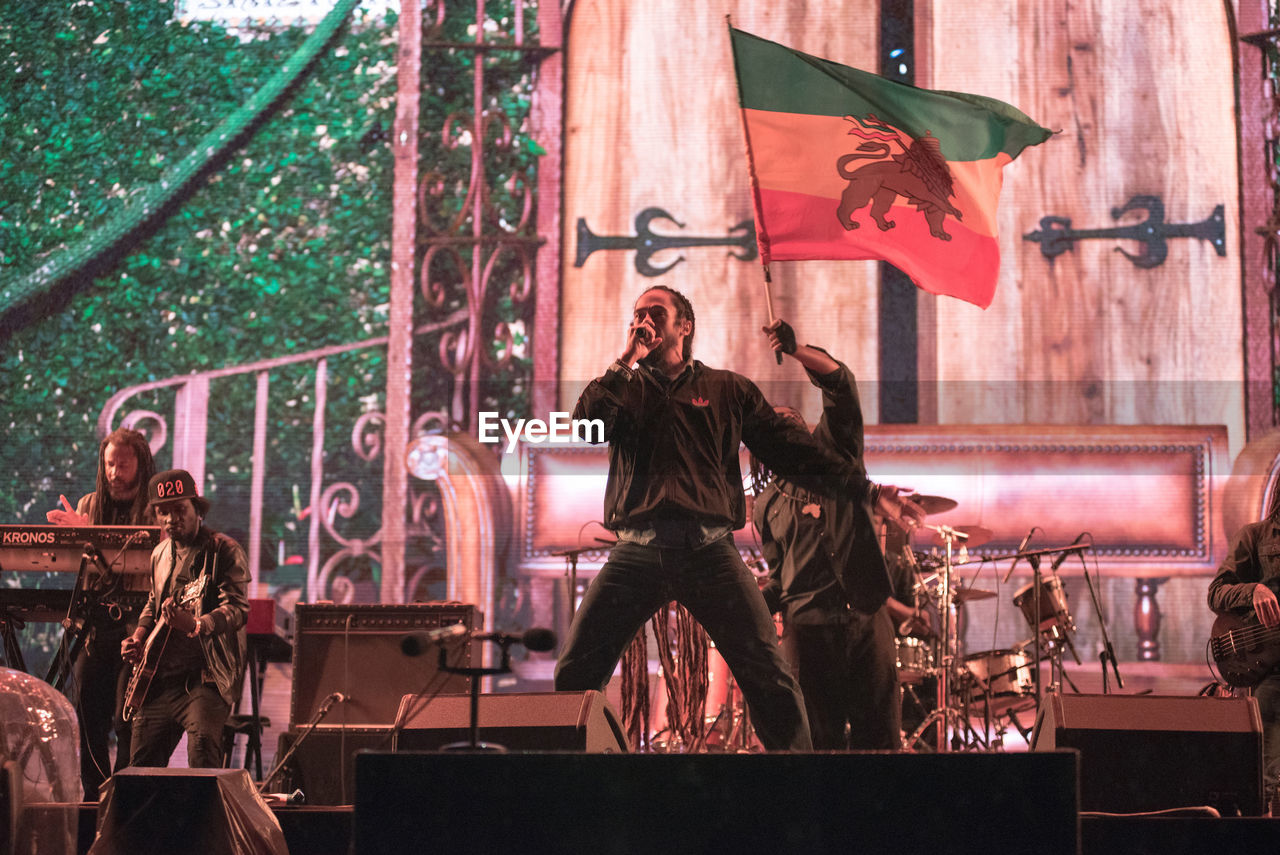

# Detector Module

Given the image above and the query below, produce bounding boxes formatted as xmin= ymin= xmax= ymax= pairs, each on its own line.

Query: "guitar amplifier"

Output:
xmin=290 ymin=603 xmax=481 ymax=728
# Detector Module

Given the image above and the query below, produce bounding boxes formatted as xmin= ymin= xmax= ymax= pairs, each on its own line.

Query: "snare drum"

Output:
xmin=895 ymin=636 xmax=934 ymax=684
xmin=1012 ymin=574 xmax=1073 ymax=639
xmin=962 ymin=649 xmax=1035 ymax=714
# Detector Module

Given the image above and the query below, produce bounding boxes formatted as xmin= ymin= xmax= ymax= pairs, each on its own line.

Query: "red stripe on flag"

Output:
xmin=757 ymin=187 xmax=999 ymax=308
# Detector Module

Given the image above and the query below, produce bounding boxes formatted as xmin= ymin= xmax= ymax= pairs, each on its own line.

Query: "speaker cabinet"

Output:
xmin=274 ymin=727 xmax=394 ymax=806
xmin=392 ymin=690 xmax=628 ymax=753
xmin=290 ymin=603 xmax=481 ymax=727
xmin=91 ymin=768 xmax=287 ymax=855
xmin=1032 ymin=692 xmax=1264 ymax=816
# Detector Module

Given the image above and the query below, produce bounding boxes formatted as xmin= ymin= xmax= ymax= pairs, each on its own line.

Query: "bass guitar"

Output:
xmin=1208 ymin=610 xmax=1280 ymax=688
xmin=122 ymin=574 xmax=208 ymax=721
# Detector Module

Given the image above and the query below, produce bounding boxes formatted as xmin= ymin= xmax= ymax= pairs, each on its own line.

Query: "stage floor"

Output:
xmin=39 ymin=748 xmax=1280 ymax=855
xmin=48 ymin=798 xmax=1280 ymax=855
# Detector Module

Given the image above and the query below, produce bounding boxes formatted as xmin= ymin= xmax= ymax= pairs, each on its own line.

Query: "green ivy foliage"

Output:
xmin=0 ymin=0 xmax=542 ymax=613
xmin=0 ymin=2 xmax=399 ymax=568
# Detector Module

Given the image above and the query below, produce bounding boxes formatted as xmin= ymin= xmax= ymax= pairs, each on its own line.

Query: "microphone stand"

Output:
xmin=45 ymin=548 xmax=98 ymax=690
xmin=552 ymin=546 xmax=593 ymax=622
xmin=1074 ymin=545 xmax=1123 ymax=693
xmin=260 ymin=691 xmax=345 ymax=797
xmin=1031 ymin=554 xmax=1044 ymax=706
xmin=437 ymin=639 xmax=517 ymax=752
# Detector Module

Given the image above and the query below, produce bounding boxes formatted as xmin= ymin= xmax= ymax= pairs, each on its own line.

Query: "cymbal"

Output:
xmin=909 ymin=494 xmax=958 ymax=515
xmin=952 ymin=586 xmax=997 ymax=605
xmin=919 ymin=525 xmax=993 ymax=549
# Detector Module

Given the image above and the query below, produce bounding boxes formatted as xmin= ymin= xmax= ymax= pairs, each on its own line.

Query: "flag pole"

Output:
xmin=728 ymin=16 xmax=782 ymax=365
xmin=763 ymin=264 xmax=781 ymax=364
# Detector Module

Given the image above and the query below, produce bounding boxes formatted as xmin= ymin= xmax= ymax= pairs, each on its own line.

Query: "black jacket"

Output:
xmin=755 ymin=358 xmax=893 ymax=618
xmin=137 ymin=526 xmax=250 ymax=706
xmin=574 ymin=359 xmax=873 ymax=532
xmin=1209 ymin=519 xmax=1280 ymax=614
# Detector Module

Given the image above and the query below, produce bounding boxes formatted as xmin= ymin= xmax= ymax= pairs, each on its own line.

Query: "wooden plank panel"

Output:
xmin=922 ymin=0 xmax=1243 ymax=458
xmin=560 ymin=1 xmax=883 ymax=416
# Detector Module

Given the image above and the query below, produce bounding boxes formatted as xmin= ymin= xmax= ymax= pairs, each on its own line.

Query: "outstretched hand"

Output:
xmin=875 ymin=485 xmax=925 ymax=530
xmin=46 ymin=495 xmax=88 ymax=526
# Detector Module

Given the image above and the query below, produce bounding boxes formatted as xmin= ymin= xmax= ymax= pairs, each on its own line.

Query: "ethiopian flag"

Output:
xmin=729 ymin=27 xmax=1051 ymax=309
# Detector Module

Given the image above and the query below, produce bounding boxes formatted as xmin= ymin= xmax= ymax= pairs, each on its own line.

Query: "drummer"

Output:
xmin=752 ymin=319 xmax=928 ymax=750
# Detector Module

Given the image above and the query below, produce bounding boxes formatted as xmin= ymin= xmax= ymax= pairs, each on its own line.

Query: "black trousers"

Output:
xmin=128 ymin=673 xmax=230 ymax=769
xmin=555 ymin=536 xmax=812 ymax=751
xmin=779 ymin=608 xmax=900 ymax=751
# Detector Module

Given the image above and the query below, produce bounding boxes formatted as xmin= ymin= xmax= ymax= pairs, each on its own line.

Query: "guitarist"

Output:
xmin=120 ymin=469 xmax=250 ymax=769
xmin=1209 ymin=516 xmax=1280 ymax=789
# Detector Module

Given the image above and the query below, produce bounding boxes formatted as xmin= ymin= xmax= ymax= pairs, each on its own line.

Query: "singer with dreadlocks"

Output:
xmin=44 ymin=427 xmax=156 ymax=799
xmin=751 ymin=320 xmax=927 ymax=750
xmin=554 ymin=285 xmax=920 ymax=750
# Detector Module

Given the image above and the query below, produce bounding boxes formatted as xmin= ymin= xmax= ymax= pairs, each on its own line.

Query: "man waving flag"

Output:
xmin=729 ymin=26 xmax=1051 ymax=309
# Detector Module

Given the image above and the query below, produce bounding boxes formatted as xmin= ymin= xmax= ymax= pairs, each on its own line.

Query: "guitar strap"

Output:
xmin=153 ymin=539 xmax=175 ymax=603
xmin=157 ymin=537 xmax=210 ymax=603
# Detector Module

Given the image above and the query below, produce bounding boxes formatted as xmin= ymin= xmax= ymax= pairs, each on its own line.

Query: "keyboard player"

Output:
xmin=44 ymin=427 xmax=155 ymax=800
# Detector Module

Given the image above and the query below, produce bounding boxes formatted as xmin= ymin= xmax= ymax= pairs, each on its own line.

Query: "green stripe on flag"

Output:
xmin=730 ymin=27 xmax=1050 ymax=163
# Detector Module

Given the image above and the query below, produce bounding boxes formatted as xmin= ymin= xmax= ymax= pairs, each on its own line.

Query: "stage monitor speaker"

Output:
xmin=1032 ymin=691 xmax=1263 ymax=816
xmin=290 ymin=603 xmax=480 ymax=727
xmin=89 ymin=768 xmax=287 ymax=855
xmin=354 ymin=752 xmax=1078 ymax=855
xmin=274 ymin=727 xmax=394 ymax=806
xmin=392 ymin=690 xmax=628 ymax=753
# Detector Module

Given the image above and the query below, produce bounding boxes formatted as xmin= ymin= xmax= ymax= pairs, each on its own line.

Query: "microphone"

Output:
xmin=319 ymin=692 xmax=347 ymax=713
xmin=82 ymin=542 xmax=108 ymax=570
xmin=400 ymin=626 xmax=558 ymax=657
xmin=1051 ymin=533 xmax=1088 ymax=571
xmin=400 ymin=623 xmax=470 ymax=656
xmin=1002 ymin=527 xmax=1038 ymax=583
xmin=472 ymin=627 xmax=557 ymax=652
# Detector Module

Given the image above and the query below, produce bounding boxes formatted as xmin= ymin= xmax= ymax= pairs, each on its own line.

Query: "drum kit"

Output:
xmin=895 ymin=495 xmax=1082 ymax=752
xmin=598 ymin=492 xmax=1094 ymax=754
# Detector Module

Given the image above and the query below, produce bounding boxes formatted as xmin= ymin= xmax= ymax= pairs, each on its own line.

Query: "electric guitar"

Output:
xmin=1208 ymin=610 xmax=1280 ymax=688
xmin=122 ymin=574 xmax=209 ymax=721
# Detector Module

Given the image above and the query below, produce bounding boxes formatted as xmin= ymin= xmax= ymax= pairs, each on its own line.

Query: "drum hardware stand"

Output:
xmin=702 ymin=671 xmax=754 ymax=753
xmin=903 ymin=524 xmax=976 ymax=752
xmin=986 ymin=541 xmax=1092 ymax=705
xmin=1004 ymin=708 xmax=1034 ymax=744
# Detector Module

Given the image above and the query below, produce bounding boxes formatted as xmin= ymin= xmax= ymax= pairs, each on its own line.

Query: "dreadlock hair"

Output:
xmin=89 ymin=428 xmax=156 ymax=525
xmin=1268 ymin=474 xmax=1280 ymax=522
xmin=638 ymin=284 xmax=695 ymax=363
xmin=748 ymin=405 xmax=806 ymax=496
xmin=748 ymin=452 xmax=774 ymax=498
